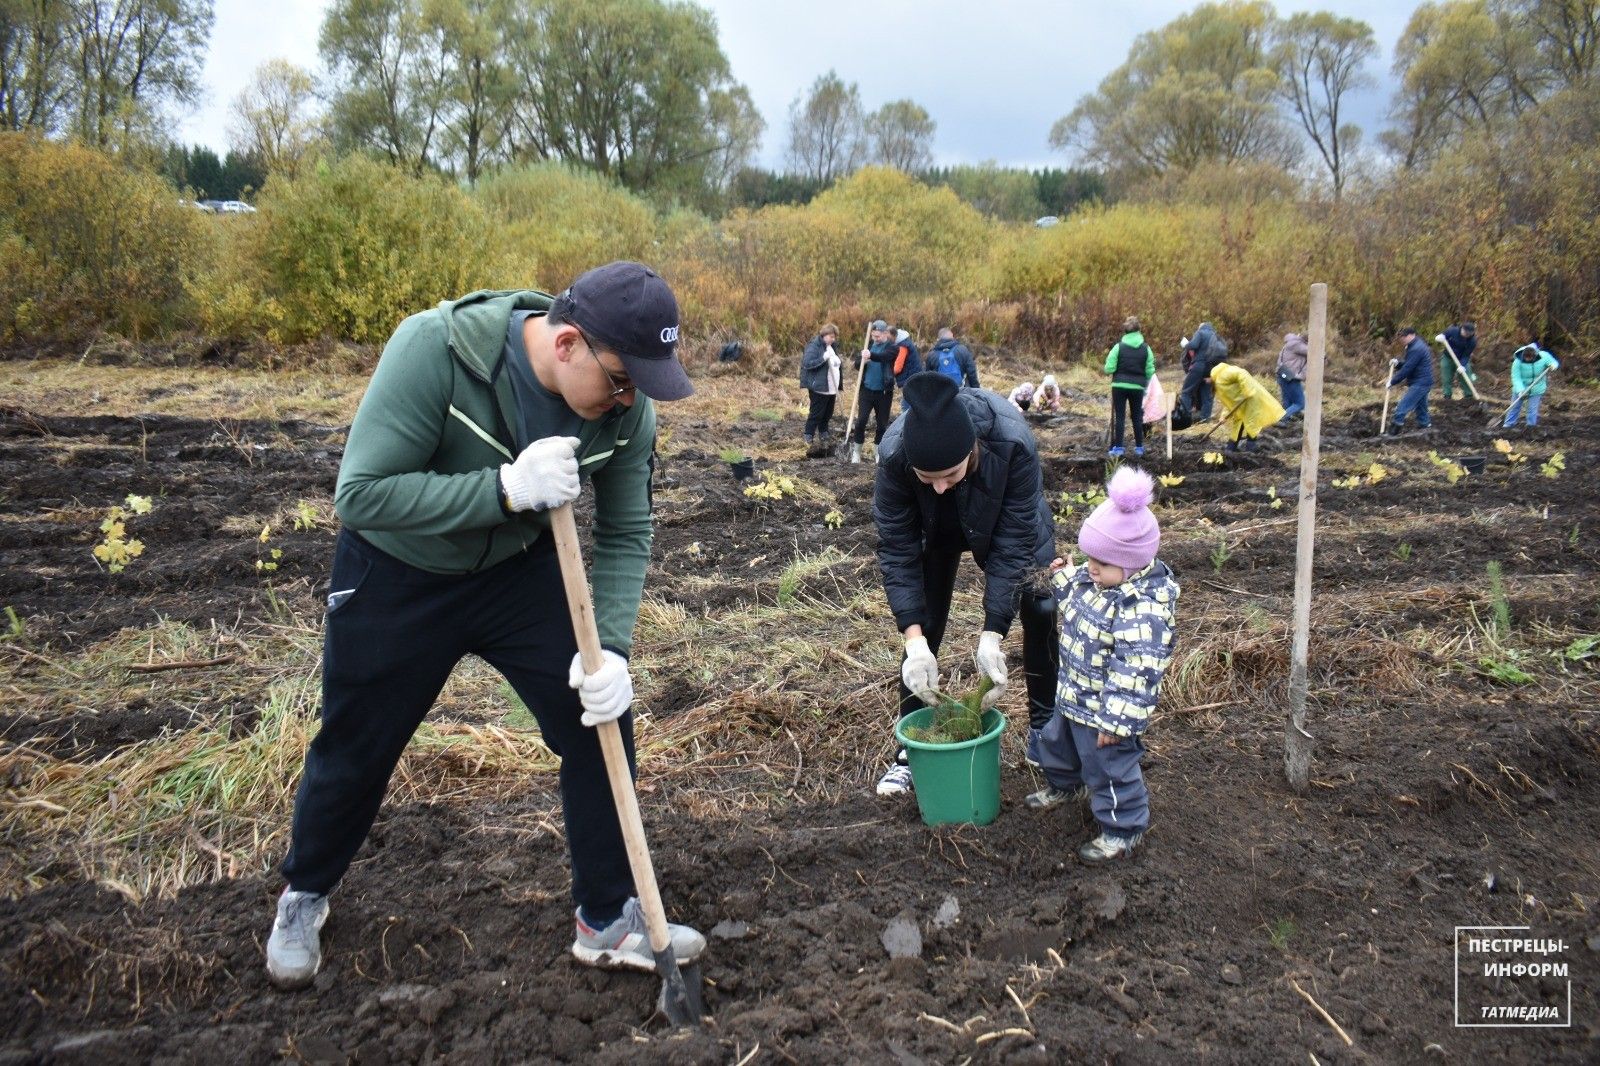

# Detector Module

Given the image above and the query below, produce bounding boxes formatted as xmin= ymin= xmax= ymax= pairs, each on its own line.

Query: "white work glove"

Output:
xmin=499 ymin=435 xmax=581 ymax=513
xmin=974 ymin=630 xmax=1008 ymax=709
xmin=901 ymin=635 xmax=939 ymax=704
xmin=568 ymin=650 xmax=633 ymax=727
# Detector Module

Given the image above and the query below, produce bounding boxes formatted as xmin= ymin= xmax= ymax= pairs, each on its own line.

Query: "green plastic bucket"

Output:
xmin=894 ymin=708 xmax=1006 ymax=827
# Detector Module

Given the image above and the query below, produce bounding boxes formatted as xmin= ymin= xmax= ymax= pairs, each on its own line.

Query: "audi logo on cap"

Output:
xmin=660 ymin=325 xmax=680 ymax=343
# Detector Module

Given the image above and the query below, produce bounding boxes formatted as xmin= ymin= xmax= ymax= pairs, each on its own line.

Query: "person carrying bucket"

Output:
xmin=1028 ymin=467 xmax=1179 ymax=865
xmin=870 ymin=372 xmax=1060 ymax=796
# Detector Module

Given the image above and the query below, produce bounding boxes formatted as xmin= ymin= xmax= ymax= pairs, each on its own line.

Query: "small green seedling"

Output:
xmin=256 ymin=524 xmax=283 ymax=573
xmin=1393 ymin=543 xmax=1412 ymax=562
xmin=1267 ymin=917 xmax=1297 ymax=953
xmin=292 ymin=500 xmax=321 ymax=531
xmin=1541 ymin=452 xmax=1565 ymax=479
xmin=903 ymin=677 xmax=995 ymax=744
xmin=718 ymin=446 xmax=746 ymax=463
xmin=1210 ymin=537 xmax=1232 ymax=574
xmin=824 ymin=508 xmax=844 ymax=529
xmin=3 ymin=606 xmax=23 ymax=641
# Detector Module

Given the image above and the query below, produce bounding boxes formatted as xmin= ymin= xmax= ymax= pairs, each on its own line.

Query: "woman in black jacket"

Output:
xmin=870 ymin=372 xmax=1060 ymax=795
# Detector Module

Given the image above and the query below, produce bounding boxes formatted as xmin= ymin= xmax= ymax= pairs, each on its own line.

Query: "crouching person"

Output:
xmin=1029 ymin=467 xmax=1179 ymax=865
xmin=267 ymin=263 xmax=705 ymax=990
xmin=871 ymin=372 xmax=1060 ymax=796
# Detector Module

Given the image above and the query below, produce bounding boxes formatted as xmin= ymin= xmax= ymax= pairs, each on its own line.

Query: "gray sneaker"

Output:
xmin=266 ymin=888 xmax=329 ymax=990
xmin=1078 ymin=831 xmax=1143 ymax=865
xmin=1024 ymin=785 xmax=1088 ymax=810
xmin=572 ymin=897 xmax=706 ymax=972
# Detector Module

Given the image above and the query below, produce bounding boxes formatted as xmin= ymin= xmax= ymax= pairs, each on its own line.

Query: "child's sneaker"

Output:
xmin=1024 ymin=785 xmax=1088 ymax=810
xmin=876 ymin=763 xmax=913 ymax=796
xmin=1133 ymin=446 xmax=1145 ymax=457
xmin=1078 ymin=831 xmax=1143 ymax=865
xmin=1107 ymin=446 xmax=1125 ymax=458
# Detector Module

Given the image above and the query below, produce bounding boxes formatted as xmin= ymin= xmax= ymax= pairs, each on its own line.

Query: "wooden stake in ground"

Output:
xmin=1285 ymin=283 xmax=1327 ymax=793
xmin=1165 ymin=403 xmax=1173 ymax=461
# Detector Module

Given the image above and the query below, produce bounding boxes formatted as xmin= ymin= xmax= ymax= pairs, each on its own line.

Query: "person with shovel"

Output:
xmin=1387 ymin=326 xmax=1435 ymax=435
xmin=1503 ymin=341 xmax=1560 ymax=427
xmin=1275 ymin=332 xmax=1309 ymax=422
xmin=871 ymin=372 xmax=1061 ymax=796
xmin=264 ymin=262 xmax=707 ymax=992
xmin=1439 ymin=321 xmax=1477 ymax=401
xmin=1179 ymin=322 xmax=1227 ymax=420
xmin=1208 ymin=362 xmax=1284 ymax=451
xmin=799 ymin=322 xmax=843 ymax=454
xmin=850 ymin=319 xmax=900 ymax=463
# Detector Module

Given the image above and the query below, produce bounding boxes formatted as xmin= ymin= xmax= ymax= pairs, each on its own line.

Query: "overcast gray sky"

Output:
xmin=176 ymin=0 xmax=1414 ymax=170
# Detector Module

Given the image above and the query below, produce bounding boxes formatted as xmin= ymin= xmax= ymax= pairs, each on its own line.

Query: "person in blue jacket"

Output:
xmin=925 ymin=328 xmax=981 ymax=388
xmin=1387 ymin=326 xmax=1434 ymax=435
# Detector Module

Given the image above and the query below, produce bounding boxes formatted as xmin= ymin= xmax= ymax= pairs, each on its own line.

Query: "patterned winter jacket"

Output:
xmin=1050 ymin=560 xmax=1180 ymax=737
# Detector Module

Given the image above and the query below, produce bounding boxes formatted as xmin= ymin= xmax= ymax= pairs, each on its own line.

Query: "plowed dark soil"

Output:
xmin=2 ymin=388 xmax=1597 ymax=1064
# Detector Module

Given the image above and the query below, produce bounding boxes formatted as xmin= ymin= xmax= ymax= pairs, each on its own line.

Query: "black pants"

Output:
xmin=1180 ymin=361 xmax=1213 ymax=419
xmin=1111 ymin=388 xmax=1145 ymax=449
xmin=895 ymin=547 xmax=1060 ymax=730
xmin=804 ymin=390 xmax=836 ymax=439
xmin=852 ymin=387 xmax=893 ymax=444
xmin=282 ymin=530 xmax=637 ymax=920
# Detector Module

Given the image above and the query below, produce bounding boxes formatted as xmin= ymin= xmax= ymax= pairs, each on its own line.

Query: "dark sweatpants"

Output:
xmin=1179 ymin=361 xmax=1214 ymax=419
xmin=894 ymin=547 xmax=1059 ymax=731
xmin=804 ymin=390 xmax=836 ymax=440
xmin=1038 ymin=715 xmax=1149 ymax=839
xmin=1110 ymin=388 xmax=1145 ymax=449
xmin=282 ymin=530 xmax=637 ymax=921
xmin=852 ymin=387 xmax=894 ymax=445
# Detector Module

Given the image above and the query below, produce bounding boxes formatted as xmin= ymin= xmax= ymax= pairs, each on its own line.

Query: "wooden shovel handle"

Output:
xmin=840 ymin=324 xmax=872 ymax=443
xmin=548 ymin=503 xmax=673 ymax=957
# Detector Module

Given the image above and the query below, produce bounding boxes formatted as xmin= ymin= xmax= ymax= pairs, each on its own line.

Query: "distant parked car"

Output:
xmin=217 ymin=200 xmax=258 ymax=214
xmin=1034 ymin=215 xmax=1060 ymax=228
xmin=179 ymin=199 xmax=214 ymax=212
xmin=198 ymin=200 xmax=225 ymax=212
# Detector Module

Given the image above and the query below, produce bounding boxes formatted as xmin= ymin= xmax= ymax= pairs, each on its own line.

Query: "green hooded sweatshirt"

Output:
xmin=1104 ymin=331 xmax=1156 ymax=390
xmin=334 ymin=289 xmax=656 ymax=655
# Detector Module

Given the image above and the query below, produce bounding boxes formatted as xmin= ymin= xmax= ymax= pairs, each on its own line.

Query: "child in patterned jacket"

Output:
xmin=1029 ymin=466 xmax=1180 ymax=864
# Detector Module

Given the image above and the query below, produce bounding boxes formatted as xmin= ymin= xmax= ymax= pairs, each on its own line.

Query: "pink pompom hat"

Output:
xmin=1078 ymin=467 xmax=1161 ymax=571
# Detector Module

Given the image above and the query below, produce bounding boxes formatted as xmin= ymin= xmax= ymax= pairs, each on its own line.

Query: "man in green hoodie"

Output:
xmin=1104 ymin=316 xmax=1156 ymax=457
xmin=265 ymin=261 xmax=706 ymax=991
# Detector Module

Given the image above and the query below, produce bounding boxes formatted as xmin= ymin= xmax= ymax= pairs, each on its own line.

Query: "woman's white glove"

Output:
xmin=500 ymin=435 xmax=581 ymax=512
xmin=974 ymin=630 xmax=1007 ymax=709
xmin=901 ymin=635 xmax=939 ymax=704
xmin=568 ymin=650 xmax=633 ymax=727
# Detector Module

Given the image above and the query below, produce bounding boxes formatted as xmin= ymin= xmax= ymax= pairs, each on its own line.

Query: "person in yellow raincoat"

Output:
xmin=1208 ymin=363 xmax=1284 ymax=451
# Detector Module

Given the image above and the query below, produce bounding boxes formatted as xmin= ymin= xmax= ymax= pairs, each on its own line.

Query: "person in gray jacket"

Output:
xmin=799 ymin=323 xmax=843 ymax=450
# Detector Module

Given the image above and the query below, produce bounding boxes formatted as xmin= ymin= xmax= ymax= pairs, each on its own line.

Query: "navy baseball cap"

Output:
xmin=558 ymin=261 xmax=693 ymax=401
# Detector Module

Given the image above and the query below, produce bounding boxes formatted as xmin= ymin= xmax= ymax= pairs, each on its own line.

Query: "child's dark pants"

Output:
xmin=1037 ymin=714 xmax=1149 ymax=839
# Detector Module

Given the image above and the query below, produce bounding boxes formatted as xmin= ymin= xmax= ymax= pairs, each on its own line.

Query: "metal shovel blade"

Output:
xmin=653 ymin=947 xmax=705 ymax=1027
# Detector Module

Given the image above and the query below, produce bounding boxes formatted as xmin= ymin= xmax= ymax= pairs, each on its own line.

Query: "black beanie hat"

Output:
xmin=902 ymin=372 xmax=976 ymax=471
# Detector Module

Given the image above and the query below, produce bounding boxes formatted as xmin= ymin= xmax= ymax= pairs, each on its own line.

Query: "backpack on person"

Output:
xmin=929 ymin=347 xmax=965 ymax=386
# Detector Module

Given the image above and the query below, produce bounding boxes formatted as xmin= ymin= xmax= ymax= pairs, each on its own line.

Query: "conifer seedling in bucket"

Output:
xmin=895 ymin=678 xmax=1006 ymax=827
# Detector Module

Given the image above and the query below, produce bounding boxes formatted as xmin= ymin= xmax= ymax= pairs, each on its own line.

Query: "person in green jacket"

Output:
xmin=1504 ymin=342 xmax=1560 ymax=427
xmin=265 ymin=262 xmax=707 ymax=991
xmin=1104 ymin=316 xmax=1157 ymax=457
